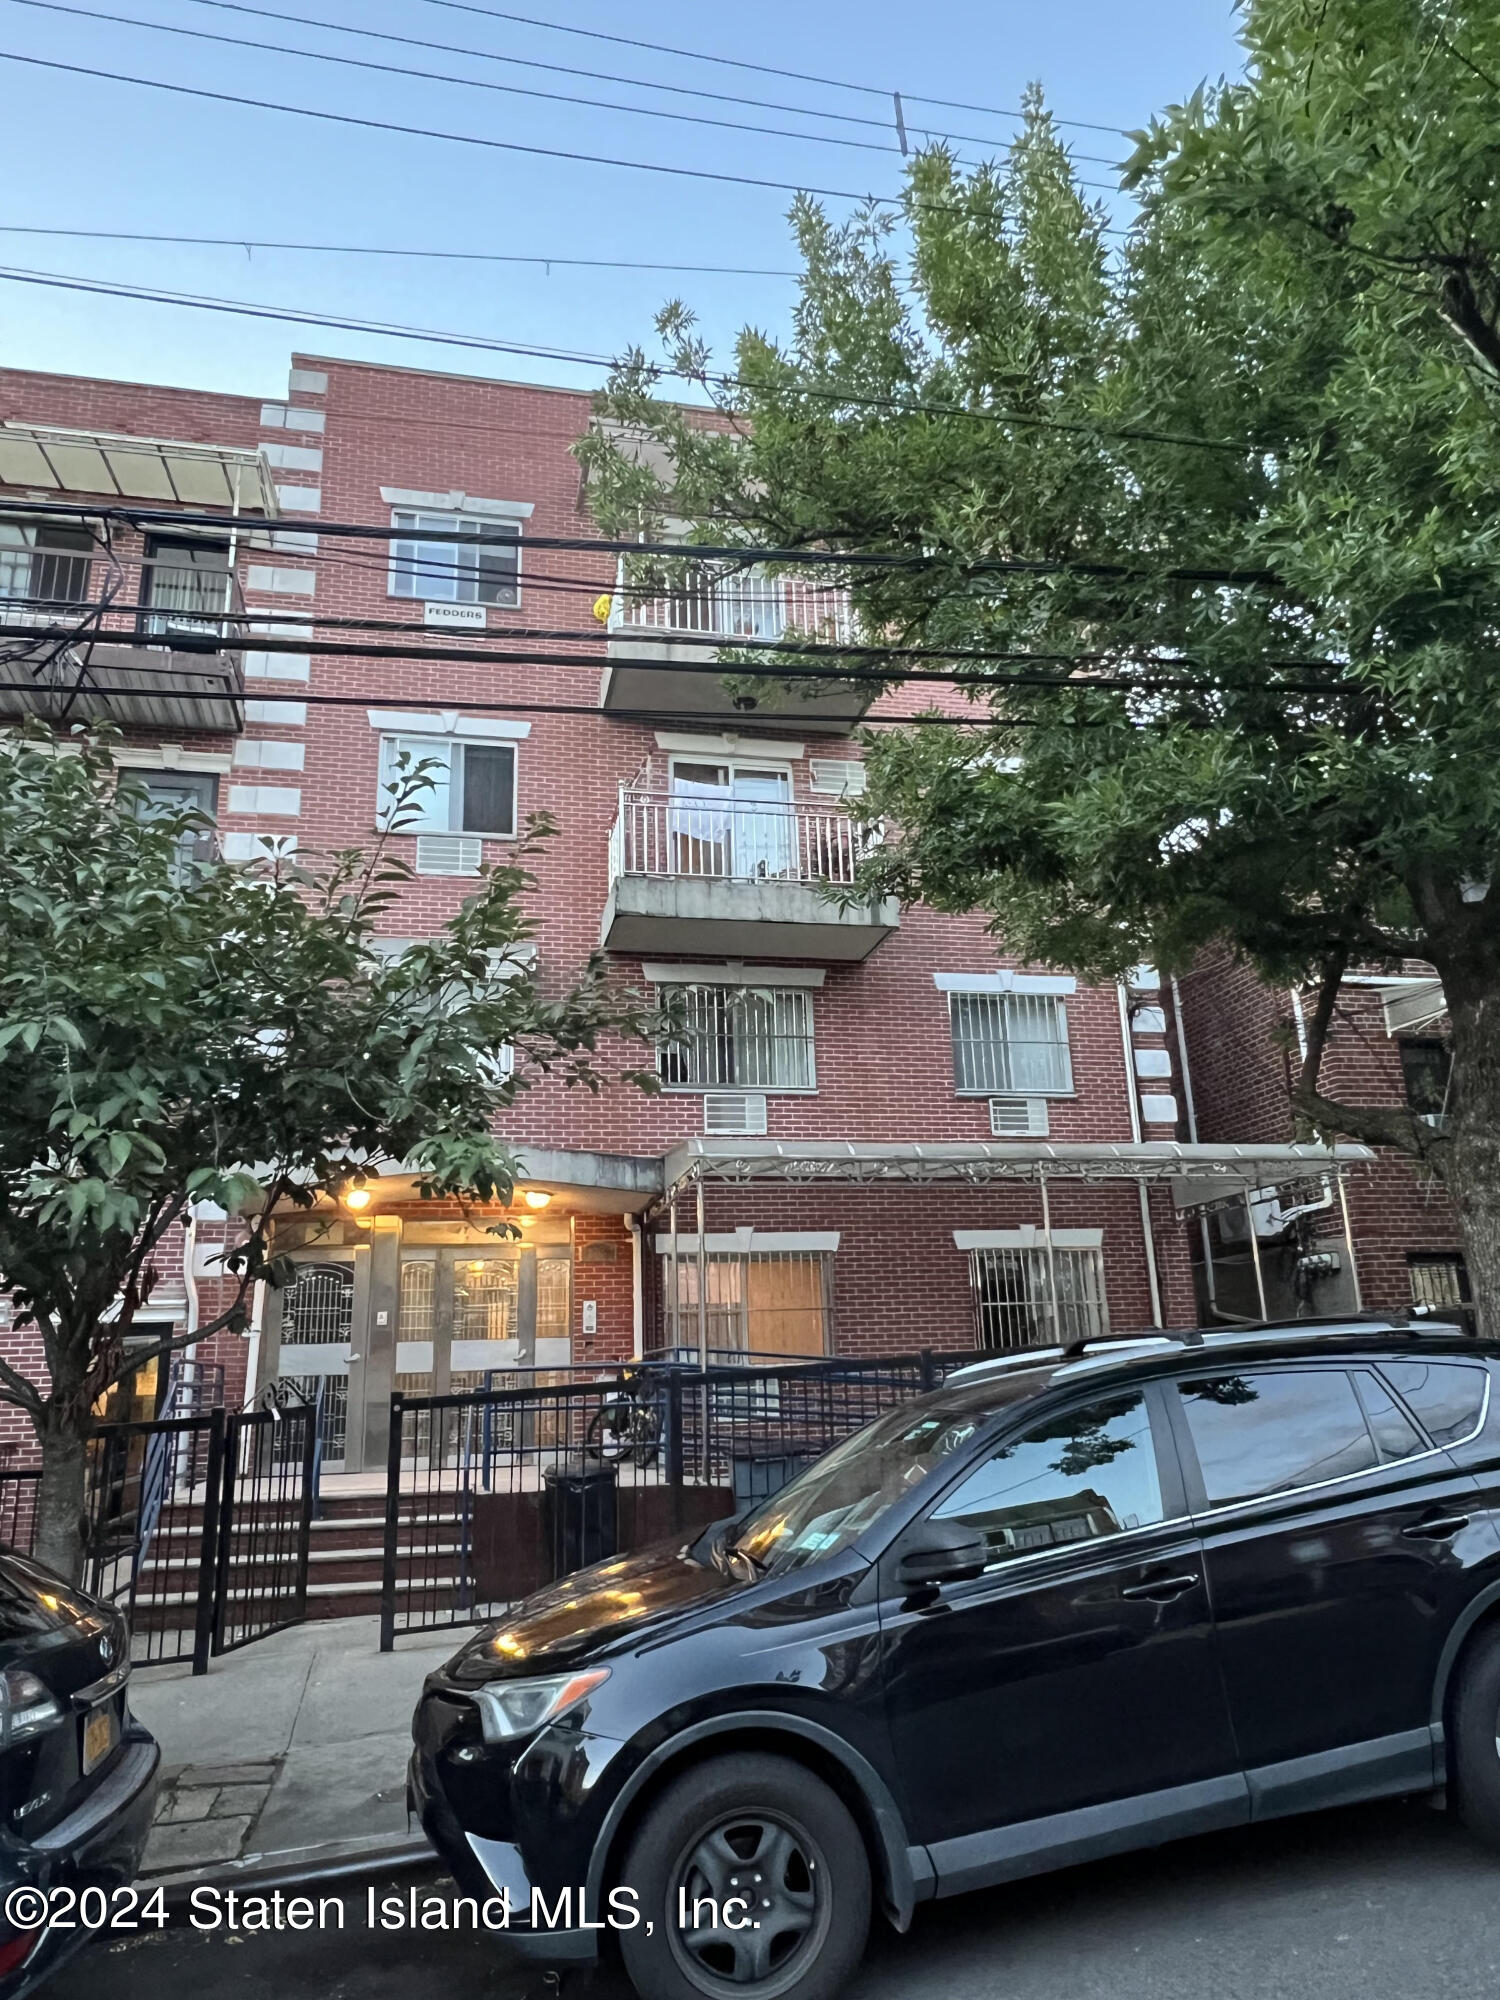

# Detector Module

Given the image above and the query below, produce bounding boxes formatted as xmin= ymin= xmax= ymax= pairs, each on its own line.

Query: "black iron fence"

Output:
xmin=0 ymin=1402 xmax=317 ymax=1673
xmin=380 ymin=1350 xmax=969 ymax=1648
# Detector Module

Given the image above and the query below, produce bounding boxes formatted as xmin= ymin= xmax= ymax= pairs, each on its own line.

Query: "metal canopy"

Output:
xmin=0 ymin=424 xmax=279 ymax=514
xmin=661 ymin=1137 xmax=1374 ymax=1195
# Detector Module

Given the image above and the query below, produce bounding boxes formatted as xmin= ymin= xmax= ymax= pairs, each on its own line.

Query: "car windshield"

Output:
xmin=730 ymin=1390 xmax=1013 ymax=1577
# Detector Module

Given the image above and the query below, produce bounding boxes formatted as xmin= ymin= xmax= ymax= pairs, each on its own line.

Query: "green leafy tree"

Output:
xmin=579 ymin=3 xmax=1500 ymax=1333
xmin=0 ymin=731 xmax=651 ymax=1578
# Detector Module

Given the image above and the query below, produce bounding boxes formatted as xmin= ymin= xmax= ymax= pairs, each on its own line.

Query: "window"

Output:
xmin=932 ymin=1391 xmax=1164 ymax=1564
xmin=0 ymin=520 xmax=92 ymax=613
xmin=659 ymin=1250 xmax=830 ymax=1358
xmin=969 ymin=1245 xmax=1107 ymax=1350
xmin=1178 ymin=1370 xmax=1381 ymax=1507
xmin=1399 ymin=1037 xmax=1453 ymax=1124
xmin=657 ymin=984 xmax=815 ymax=1091
xmin=389 ymin=511 xmax=519 ymax=606
xmin=1379 ymin=1359 xmax=1487 ymax=1445
xmin=949 ymin=991 xmax=1073 ymax=1095
xmin=1354 ymin=1370 xmax=1424 ymax=1462
xmin=668 ymin=760 xmax=794 ymax=880
xmin=119 ymin=769 xmax=218 ymax=875
xmin=378 ymin=736 xmax=516 ymax=837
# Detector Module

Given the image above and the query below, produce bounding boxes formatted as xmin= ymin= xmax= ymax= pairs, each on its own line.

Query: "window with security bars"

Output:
xmin=1408 ymin=1252 xmax=1474 ymax=1333
xmin=969 ymin=1245 xmax=1108 ymax=1351
xmin=0 ymin=520 xmax=93 ymax=612
xmin=657 ymin=986 xmax=815 ymax=1091
xmin=659 ymin=1250 xmax=831 ymax=1359
xmin=949 ymin=992 xmax=1073 ymax=1095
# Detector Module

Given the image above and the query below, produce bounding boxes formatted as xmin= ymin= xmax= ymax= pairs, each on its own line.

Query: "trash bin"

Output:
xmin=731 ymin=1454 xmax=812 ymax=1509
xmin=542 ymin=1457 xmax=619 ymax=1580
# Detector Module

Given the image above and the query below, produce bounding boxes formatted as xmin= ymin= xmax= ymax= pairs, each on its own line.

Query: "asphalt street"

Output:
xmin=42 ymin=1796 xmax=1500 ymax=2000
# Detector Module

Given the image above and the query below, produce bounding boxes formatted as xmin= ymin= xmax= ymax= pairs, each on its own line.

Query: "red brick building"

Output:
xmin=0 ymin=353 xmax=1369 ymax=1472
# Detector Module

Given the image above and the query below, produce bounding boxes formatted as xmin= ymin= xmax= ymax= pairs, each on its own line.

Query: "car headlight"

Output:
xmin=470 ymin=1669 xmax=610 ymax=1746
xmin=0 ymin=1669 xmax=63 ymax=1747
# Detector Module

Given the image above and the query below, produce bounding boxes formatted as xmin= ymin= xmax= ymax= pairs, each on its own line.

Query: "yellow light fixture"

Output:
xmin=515 ymin=1215 xmax=536 ymax=1228
xmin=351 ymin=1214 xmax=374 ymax=1230
xmin=342 ymin=1185 xmax=373 ymax=1212
xmin=521 ymin=1188 xmax=552 ymax=1210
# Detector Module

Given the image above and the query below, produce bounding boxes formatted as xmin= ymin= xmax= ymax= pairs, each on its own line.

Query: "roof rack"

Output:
xmin=1060 ymin=1327 xmax=1205 ymax=1360
xmin=1059 ymin=1310 xmax=1455 ymax=1362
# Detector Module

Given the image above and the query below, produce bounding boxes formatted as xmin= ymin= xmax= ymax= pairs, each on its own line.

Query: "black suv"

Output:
xmin=412 ymin=1321 xmax=1500 ymax=2000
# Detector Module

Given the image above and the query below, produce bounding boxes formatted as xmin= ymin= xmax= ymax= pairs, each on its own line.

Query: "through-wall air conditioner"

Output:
xmin=702 ymin=1092 xmax=768 ymax=1136
xmin=414 ymin=834 xmax=483 ymax=877
xmin=1216 ymin=1194 xmax=1287 ymax=1243
xmin=990 ymin=1097 xmax=1050 ymax=1137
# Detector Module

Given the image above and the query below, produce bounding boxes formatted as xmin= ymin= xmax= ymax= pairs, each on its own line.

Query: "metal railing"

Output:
xmin=0 ymin=559 xmax=247 ymax=652
xmin=606 ymin=557 xmax=854 ymax=645
xmin=379 ymin=1350 xmax=973 ymax=1646
xmin=610 ymin=789 xmax=868 ymax=886
xmin=0 ymin=1465 xmax=40 ymax=1556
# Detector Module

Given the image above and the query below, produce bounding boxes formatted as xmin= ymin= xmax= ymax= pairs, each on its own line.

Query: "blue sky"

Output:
xmin=0 ymin=1 xmax=1247 ymax=400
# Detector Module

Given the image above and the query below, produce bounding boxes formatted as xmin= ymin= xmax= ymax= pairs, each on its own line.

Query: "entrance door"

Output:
xmin=881 ymin=1384 xmax=1241 ymax=1859
xmin=396 ymin=1247 xmax=572 ymax=1398
xmin=273 ymin=1261 xmax=354 ymax=1470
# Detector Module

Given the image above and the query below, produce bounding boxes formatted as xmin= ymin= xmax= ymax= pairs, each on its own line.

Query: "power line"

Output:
xmin=8 ymin=0 xmax=1068 ymax=167
xmin=0 ymin=224 xmax=802 ymax=280
xmin=2 ymin=493 xmax=1282 ymax=585
xmin=175 ymin=0 xmax=1103 ymax=155
xmin=411 ymin=0 xmax=1129 ymax=135
xmin=0 ymin=270 xmax=1253 ymax=458
xmin=0 ymin=48 xmax=1024 ymax=209
xmin=0 ymin=602 xmax=1351 ymax=696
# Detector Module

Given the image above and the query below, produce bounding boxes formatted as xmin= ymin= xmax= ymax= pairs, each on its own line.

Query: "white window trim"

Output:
xmin=366 ymin=709 xmax=531 ymax=741
xmin=653 ymin=1231 xmax=840 ymax=1254
xmin=954 ymin=1228 xmax=1104 ymax=1251
xmin=644 ymin=964 xmax=826 ymax=988
xmin=934 ymin=971 xmax=1078 ymax=995
xmin=947 ymin=990 xmax=1075 ymax=1099
xmin=657 ymin=982 xmax=818 ymax=1094
xmin=112 ymin=745 xmax=234 ymax=773
xmin=380 ymin=487 xmax=534 ymax=519
xmin=377 ymin=733 xmax=520 ymax=840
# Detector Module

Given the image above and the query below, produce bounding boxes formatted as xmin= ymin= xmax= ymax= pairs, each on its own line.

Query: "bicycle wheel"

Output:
xmin=586 ymin=1396 xmax=636 ymax=1463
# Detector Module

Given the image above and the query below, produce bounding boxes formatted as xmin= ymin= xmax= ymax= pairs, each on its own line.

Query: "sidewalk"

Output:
xmin=128 ymin=1615 xmax=460 ymax=1885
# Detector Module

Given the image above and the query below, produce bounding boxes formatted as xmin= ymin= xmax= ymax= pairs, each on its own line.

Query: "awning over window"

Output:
xmin=1381 ymin=977 xmax=1447 ymax=1036
xmin=662 ymin=1137 xmax=1373 ymax=1197
xmin=0 ymin=423 xmax=278 ymax=513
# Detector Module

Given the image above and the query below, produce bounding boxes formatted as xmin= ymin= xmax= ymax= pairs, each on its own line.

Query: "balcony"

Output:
xmin=0 ymin=561 xmax=247 ymax=734
xmin=601 ymin=788 xmax=899 ymax=961
xmin=599 ymin=559 xmax=875 ymax=730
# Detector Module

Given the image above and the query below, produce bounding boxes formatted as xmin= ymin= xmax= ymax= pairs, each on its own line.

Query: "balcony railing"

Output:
xmin=0 ymin=560 xmax=246 ymax=648
xmin=609 ymin=788 xmax=870 ymax=887
xmin=606 ymin=557 xmax=854 ymax=646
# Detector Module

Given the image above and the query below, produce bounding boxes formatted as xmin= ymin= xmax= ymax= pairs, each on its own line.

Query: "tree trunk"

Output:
xmin=1432 ymin=956 xmax=1500 ymax=1341
xmin=32 ymin=1419 xmax=89 ymax=1584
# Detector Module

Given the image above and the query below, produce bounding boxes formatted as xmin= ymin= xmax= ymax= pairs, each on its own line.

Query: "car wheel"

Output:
xmin=617 ymin=1752 xmax=871 ymax=2000
xmin=1451 ymin=1623 xmax=1500 ymax=1845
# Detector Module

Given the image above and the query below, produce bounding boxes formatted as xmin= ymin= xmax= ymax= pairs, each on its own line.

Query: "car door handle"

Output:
xmin=1402 ymin=1514 xmax=1470 ymax=1540
xmin=1120 ymin=1573 xmax=1201 ymax=1602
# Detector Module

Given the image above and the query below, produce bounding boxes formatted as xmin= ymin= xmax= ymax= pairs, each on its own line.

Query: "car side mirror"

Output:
xmin=895 ymin=1519 xmax=989 ymax=1589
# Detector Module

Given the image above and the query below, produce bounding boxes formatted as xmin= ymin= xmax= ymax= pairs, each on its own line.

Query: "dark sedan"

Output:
xmin=0 ymin=1550 xmax=159 ymax=1998
xmin=412 ymin=1319 xmax=1500 ymax=2000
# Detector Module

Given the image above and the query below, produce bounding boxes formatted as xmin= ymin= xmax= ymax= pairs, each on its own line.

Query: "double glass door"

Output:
xmin=396 ymin=1247 xmax=570 ymax=1397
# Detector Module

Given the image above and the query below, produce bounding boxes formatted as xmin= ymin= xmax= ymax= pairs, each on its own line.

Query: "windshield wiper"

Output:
xmin=722 ymin=1534 xmax=767 ymax=1577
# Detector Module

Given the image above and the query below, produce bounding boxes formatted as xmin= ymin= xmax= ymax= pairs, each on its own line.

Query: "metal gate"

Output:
xmin=73 ymin=1400 xmax=316 ymax=1673
xmin=275 ymin=1262 xmax=353 ymax=1467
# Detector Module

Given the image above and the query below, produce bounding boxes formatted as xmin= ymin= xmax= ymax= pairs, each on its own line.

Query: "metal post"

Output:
xmin=1244 ymin=1190 xmax=1269 ymax=1321
xmin=1039 ymin=1171 xmax=1061 ymax=1344
xmin=669 ymin=1191 xmax=680 ymax=1358
xmin=378 ymin=1393 xmax=404 ymax=1653
xmin=197 ymin=1409 xmax=228 ymax=1671
xmin=695 ymin=1173 xmax=710 ymax=1485
xmin=1337 ymin=1171 xmax=1363 ymax=1311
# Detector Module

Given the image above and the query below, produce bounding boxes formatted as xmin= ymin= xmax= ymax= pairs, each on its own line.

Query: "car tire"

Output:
xmin=616 ymin=1752 xmax=871 ymax=2000
xmin=1451 ymin=1624 xmax=1500 ymax=1845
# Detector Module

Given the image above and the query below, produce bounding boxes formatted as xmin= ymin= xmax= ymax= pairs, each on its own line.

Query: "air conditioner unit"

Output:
xmin=703 ymin=1092 xmax=768 ymax=1136
xmin=1217 ymin=1194 xmax=1286 ymax=1244
xmin=414 ymin=834 xmax=483 ymax=877
xmin=990 ymin=1097 xmax=1050 ymax=1137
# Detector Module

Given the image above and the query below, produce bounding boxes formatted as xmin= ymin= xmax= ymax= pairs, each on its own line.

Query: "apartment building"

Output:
xmin=0 ymin=353 xmax=1364 ymax=1472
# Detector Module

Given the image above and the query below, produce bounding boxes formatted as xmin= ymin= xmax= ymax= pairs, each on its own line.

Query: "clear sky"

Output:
xmin=0 ymin=1 xmax=1248 ymax=402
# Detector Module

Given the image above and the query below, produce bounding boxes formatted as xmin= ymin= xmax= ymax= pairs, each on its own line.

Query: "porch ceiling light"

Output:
xmin=520 ymin=1188 xmax=552 ymax=1210
xmin=342 ymin=1185 xmax=373 ymax=1212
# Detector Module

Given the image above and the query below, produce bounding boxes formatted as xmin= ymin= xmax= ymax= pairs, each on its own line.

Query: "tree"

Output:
xmin=579 ymin=4 xmax=1500 ymax=1330
xmin=0 ymin=730 xmax=649 ymax=1578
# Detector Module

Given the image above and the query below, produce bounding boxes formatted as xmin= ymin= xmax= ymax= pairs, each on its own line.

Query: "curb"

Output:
xmin=148 ymin=1828 xmax=438 ymax=1904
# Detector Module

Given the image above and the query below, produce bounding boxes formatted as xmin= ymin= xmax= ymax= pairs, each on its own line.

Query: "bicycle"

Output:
xmin=583 ymin=1366 xmax=665 ymax=1469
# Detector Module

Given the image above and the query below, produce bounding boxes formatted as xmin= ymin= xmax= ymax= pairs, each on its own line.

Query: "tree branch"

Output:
xmin=1437 ymin=267 xmax=1500 ymax=381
